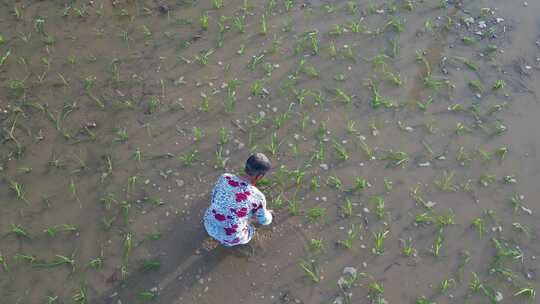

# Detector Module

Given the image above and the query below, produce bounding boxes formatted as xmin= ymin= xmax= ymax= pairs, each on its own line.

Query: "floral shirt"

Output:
xmin=203 ymin=173 xmax=272 ymax=246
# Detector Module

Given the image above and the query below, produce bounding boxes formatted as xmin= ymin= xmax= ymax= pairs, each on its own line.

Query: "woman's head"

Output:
xmin=245 ymin=153 xmax=271 ymax=180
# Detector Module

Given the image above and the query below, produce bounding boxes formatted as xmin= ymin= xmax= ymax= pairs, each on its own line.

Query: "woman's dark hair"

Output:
xmin=245 ymin=153 xmax=271 ymax=177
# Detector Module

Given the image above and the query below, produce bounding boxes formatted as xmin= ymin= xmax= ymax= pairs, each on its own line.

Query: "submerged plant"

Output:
xmin=307 ymin=206 xmax=326 ymax=222
xmin=332 ymin=141 xmax=349 ymax=160
xmin=299 ymin=260 xmax=319 ymax=282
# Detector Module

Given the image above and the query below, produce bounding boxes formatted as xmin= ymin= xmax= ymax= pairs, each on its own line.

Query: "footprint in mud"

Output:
xmin=201 ymin=227 xmax=273 ymax=258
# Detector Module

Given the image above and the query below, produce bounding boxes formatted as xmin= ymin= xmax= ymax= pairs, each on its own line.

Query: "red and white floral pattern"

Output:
xmin=203 ymin=174 xmax=272 ymax=246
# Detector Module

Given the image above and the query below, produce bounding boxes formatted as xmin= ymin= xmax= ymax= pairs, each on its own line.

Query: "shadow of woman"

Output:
xmin=97 ymin=198 xmax=231 ymax=304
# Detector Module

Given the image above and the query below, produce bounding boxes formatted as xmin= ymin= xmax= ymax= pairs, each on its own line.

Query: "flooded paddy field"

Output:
xmin=1 ymin=0 xmax=540 ymax=303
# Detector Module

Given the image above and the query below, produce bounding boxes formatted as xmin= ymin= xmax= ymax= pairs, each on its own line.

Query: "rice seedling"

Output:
xmin=141 ymin=259 xmax=161 ymax=271
xmin=101 ymin=216 xmax=115 ymax=231
xmin=494 ymin=146 xmax=508 ymax=161
xmin=354 ymin=176 xmax=369 ymax=191
xmin=195 ymin=49 xmax=214 ymax=66
xmin=357 ymin=139 xmax=375 ymax=160
xmin=491 ymin=120 xmax=507 ymax=135
xmin=123 ymin=232 xmax=133 ymax=262
xmin=142 ymin=197 xmax=164 ymax=207
xmin=469 ymin=272 xmax=482 ymax=294
xmin=47 ymin=253 xmax=76 ymax=271
xmin=200 ymin=12 xmax=209 ymax=30
xmin=120 ymin=264 xmax=129 ymax=281
xmin=232 ymin=15 xmax=246 ymax=33
xmin=430 ymin=230 xmax=444 ymax=257
xmin=484 ymin=44 xmax=498 ymax=55
xmin=288 ymin=198 xmax=300 ymax=215
xmin=307 ymin=206 xmax=326 ymax=222
xmin=283 ymin=0 xmax=295 ymax=11
xmin=415 ymin=212 xmax=433 ymax=225
xmin=456 ymin=147 xmax=473 ymax=167
xmin=364 ymin=79 xmax=391 ymax=109
xmin=274 ymin=109 xmax=291 ymax=129
xmin=423 ymin=74 xmax=450 ymax=90
xmin=145 ymin=231 xmax=162 ymax=241
xmin=212 ymin=0 xmax=223 ymax=9
xmin=10 ymin=223 xmax=29 ymax=238
xmin=296 ymin=59 xmax=319 ymax=78
xmin=73 ymin=285 xmax=88 ymax=304
xmin=369 ymin=196 xmax=385 ymax=220
xmin=332 ymin=141 xmax=349 ymax=161
xmin=452 ymin=56 xmax=478 ymax=71
xmin=317 ymin=121 xmax=327 ymax=140
xmin=310 ymin=176 xmax=321 ymax=190
xmin=250 ymin=80 xmax=267 ymax=97
xmin=198 ymin=93 xmax=210 ymax=112
xmin=259 ymin=14 xmax=268 ymax=35
xmin=514 ymin=286 xmax=536 ymax=302
xmin=178 ymin=150 xmax=198 ymax=167
xmin=368 ymin=280 xmax=385 ymax=302
xmin=492 ymin=79 xmax=505 ymax=90
xmin=509 ymin=194 xmax=530 ymax=215
xmin=370 ymin=54 xmax=388 ymax=72
xmin=372 ymin=230 xmax=389 ymax=255
xmin=492 ymin=238 xmax=523 ymax=262
xmin=247 ymin=53 xmax=265 ymax=71
xmin=383 ymin=150 xmax=409 ymax=167
xmin=329 ymin=24 xmax=344 ymax=36
xmin=114 ymin=128 xmax=128 ymax=142
xmin=471 ymin=218 xmax=486 ymax=237
xmin=326 ymin=174 xmax=343 ymax=191
xmin=434 ymin=170 xmax=457 ymax=192
xmin=479 ymin=174 xmax=496 ymax=187
xmin=268 ymin=0 xmax=277 ymax=11
xmin=215 ymin=147 xmax=226 ymax=169
xmin=289 ymin=168 xmax=305 ymax=186
xmin=46 ymin=295 xmax=59 ymax=304
xmin=299 ymin=260 xmax=320 ymax=282
xmin=342 ymin=224 xmax=358 ymax=249
xmin=383 ymin=70 xmax=402 ymax=86
xmin=8 ymin=180 xmax=29 ymax=204
xmin=192 ymin=126 xmax=203 ymax=141
xmin=342 ymin=198 xmax=353 ymax=217
xmin=400 ymin=238 xmax=415 ymax=257
xmin=384 ymin=17 xmax=405 ymax=33
xmin=511 ymin=222 xmax=530 ymax=236
xmin=488 ymin=266 xmax=517 ymax=281
xmin=448 ymin=103 xmax=464 ymax=112
xmin=468 ymin=79 xmax=484 ymax=93
xmin=138 ymin=291 xmax=157 ymax=300
xmin=383 ymin=178 xmax=393 ymax=193
xmin=87 ymin=256 xmax=104 ymax=269
xmin=455 ymin=250 xmax=472 ymax=281
xmin=327 ymin=41 xmax=338 ymax=58
xmin=460 ymin=35 xmax=476 ymax=45
xmin=416 ymin=296 xmax=435 ymax=304
xmin=45 ymin=224 xmax=78 ymax=237
xmin=0 ymin=253 xmax=7 ymax=271
xmin=265 ymin=132 xmax=280 ymax=156
xmin=409 ymin=184 xmax=430 ymax=209
xmin=403 ymin=0 xmax=414 ymax=11
xmin=0 ymin=50 xmax=11 ymax=66
xmin=349 ymin=21 xmax=366 ymax=33
xmin=14 ymin=253 xmax=37 ymax=265
xmin=310 ymin=145 xmax=326 ymax=163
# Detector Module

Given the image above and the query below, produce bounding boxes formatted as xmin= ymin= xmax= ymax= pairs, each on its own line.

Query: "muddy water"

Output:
xmin=0 ymin=0 xmax=539 ymax=303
